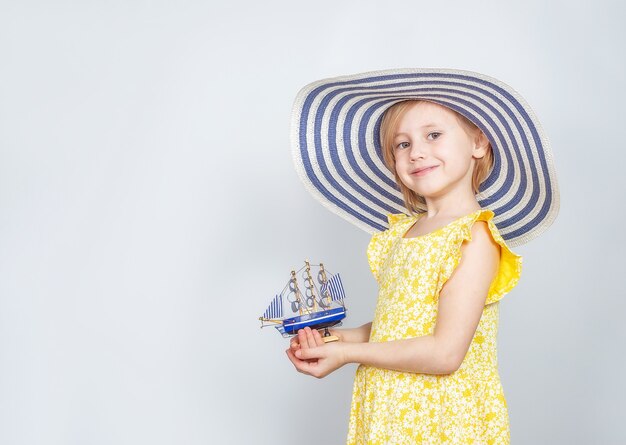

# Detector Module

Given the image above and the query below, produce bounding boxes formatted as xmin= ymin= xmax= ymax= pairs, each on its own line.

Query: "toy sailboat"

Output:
xmin=259 ymin=260 xmax=347 ymax=343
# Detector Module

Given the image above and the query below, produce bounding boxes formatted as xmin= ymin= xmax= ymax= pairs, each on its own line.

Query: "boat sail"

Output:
xmin=259 ymin=260 xmax=347 ymax=342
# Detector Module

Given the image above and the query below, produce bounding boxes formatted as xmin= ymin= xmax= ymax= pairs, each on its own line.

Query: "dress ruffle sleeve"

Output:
xmin=366 ymin=213 xmax=411 ymax=283
xmin=436 ymin=209 xmax=523 ymax=305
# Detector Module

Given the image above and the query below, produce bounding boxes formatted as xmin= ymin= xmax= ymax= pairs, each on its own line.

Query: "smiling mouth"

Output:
xmin=412 ymin=166 xmax=438 ymax=176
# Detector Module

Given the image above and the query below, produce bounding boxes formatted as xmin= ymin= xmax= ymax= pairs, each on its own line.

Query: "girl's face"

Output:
xmin=392 ymin=101 xmax=487 ymax=202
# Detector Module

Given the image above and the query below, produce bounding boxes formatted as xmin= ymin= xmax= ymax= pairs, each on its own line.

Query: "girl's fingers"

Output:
xmin=290 ymin=336 xmax=300 ymax=351
xmin=289 ymin=347 xmax=328 ymax=379
xmin=286 ymin=348 xmax=303 ymax=371
xmin=286 ymin=348 xmax=313 ymax=374
xmin=298 ymin=329 xmax=310 ymax=349
xmin=311 ymin=328 xmax=325 ymax=347
xmin=305 ymin=327 xmax=316 ymax=349
xmin=296 ymin=345 xmax=322 ymax=361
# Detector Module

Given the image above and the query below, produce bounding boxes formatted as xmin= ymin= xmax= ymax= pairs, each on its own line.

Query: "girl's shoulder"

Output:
xmin=387 ymin=212 xmax=414 ymax=227
xmin=453 ymin=209 xmax=511 ymax=250
xmin=440 ymin=208 xmax=524 ymax=304
xmin=371 ymin=212 xmax=416 ymax=242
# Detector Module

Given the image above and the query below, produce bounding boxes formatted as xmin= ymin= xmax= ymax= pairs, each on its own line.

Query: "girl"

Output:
xmin=287 ymin=69 xmax=559 ymax=444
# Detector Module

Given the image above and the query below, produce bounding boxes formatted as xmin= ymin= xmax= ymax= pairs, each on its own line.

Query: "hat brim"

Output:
xmin=291 ymin=68 xmax=559 ymax=246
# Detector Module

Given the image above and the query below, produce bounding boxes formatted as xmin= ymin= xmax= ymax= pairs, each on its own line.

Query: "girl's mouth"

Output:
xmin=412 ymin=166 xmax=438 ymax=176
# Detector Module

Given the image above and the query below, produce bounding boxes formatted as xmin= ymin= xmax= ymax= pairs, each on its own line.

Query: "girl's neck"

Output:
xmin=421 ymin=195 xmax=481 ymax=219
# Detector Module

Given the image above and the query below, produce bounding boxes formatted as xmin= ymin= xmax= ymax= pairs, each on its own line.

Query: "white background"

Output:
xmin=1 ymin=1 xmax=624 ymax=444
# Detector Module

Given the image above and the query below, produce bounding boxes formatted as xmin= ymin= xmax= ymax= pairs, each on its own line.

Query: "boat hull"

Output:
xmin=279 ymin=307 xmax=346 ymax=335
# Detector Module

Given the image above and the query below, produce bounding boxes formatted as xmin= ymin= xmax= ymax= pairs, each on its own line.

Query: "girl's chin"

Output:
xmin=405 ymin=186 xmax=440 ymax=198
xmin=400 ymin=179 xmax=432 ymax=191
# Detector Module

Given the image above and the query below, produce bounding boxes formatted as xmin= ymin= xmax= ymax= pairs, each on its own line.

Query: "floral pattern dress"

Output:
xmin=346 ymin=208 xmax=523 ymax=445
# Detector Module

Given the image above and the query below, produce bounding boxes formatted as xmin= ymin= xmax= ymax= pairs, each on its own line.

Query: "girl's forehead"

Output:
xmin=397 ymin=101 xmax=457 ymax=129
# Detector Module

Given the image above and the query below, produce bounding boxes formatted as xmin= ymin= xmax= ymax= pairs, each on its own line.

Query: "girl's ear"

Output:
xmin=472 ymin=131 xmax=489 ymax=159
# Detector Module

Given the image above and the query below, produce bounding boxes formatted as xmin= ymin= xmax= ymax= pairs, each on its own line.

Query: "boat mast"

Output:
xmin=290 ymin=270 xmax=305 ymax=316
xmin=304 ymin=260 xmax=318 ymax=312
xmin=319 ymin=262 xmax=332 ymax=307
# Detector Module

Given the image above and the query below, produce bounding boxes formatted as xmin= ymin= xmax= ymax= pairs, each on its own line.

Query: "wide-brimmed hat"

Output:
xmin=290 ymin=68 xmax=559 ymax=247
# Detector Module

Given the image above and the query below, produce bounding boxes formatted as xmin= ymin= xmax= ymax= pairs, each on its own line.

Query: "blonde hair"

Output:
xmin=379 ymin=100 xmax=494 ymax=214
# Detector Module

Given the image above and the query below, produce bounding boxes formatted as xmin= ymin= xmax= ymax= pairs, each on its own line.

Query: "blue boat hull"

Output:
xmin=280 ymin=307 xmax=346 ymax=335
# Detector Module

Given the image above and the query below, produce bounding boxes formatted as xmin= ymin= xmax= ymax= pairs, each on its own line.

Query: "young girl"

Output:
xmin=287 ymin=69 xmax=559 ymax=444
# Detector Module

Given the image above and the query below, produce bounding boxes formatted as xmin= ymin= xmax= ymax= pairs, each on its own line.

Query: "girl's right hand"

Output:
xmin=290 ymin=328 xmax=343 ymax=355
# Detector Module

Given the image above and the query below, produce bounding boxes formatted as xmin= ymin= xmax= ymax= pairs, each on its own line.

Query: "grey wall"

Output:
xmin=1 ymin=1 xmax=624 ymax=444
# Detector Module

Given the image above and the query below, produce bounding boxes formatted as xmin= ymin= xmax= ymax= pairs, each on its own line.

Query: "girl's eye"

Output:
xmin=396 ymin=141 xmax=410 ymax=150
xmin=428 ymin=132 xmax=441 ymax=140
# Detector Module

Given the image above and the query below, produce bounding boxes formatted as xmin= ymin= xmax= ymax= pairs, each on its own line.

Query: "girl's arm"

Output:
xmin=287 ymin=221 xmax=500 ymax=378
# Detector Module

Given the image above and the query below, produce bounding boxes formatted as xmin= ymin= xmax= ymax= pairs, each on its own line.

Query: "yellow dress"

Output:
xmin=346 ymin=208 xmax=523 ymax=445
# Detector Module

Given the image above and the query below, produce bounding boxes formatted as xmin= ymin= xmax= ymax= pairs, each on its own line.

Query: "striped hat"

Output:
xmin=290 ymin=68 xmax=559 ymax=246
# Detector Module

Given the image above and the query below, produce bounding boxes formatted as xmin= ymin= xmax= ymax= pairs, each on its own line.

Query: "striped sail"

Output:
xmin=262 ymin=294 xmax=283 ymax=319
xmin=320 ymin=274 xmax=345 ymax=302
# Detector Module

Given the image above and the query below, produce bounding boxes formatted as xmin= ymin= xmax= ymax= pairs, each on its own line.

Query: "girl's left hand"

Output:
xmin=285 ymin=327 xmax=347 ymax=379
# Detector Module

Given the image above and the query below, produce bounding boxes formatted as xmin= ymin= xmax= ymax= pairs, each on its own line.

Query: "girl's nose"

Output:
xmin=409 ymin=142 xmax=427 ymax=161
